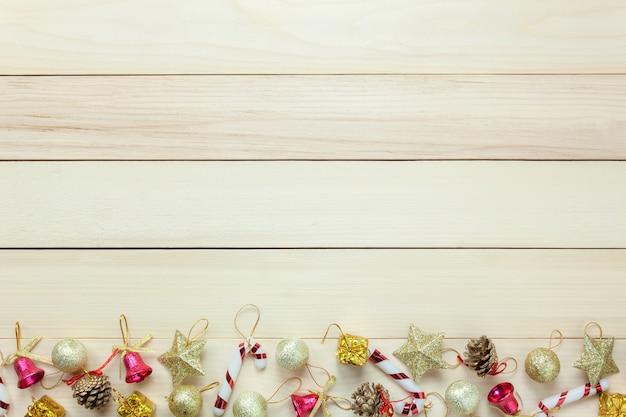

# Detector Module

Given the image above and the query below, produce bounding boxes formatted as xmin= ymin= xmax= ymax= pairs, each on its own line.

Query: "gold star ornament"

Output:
xmin=573 ymin=328 xmax=619 ymax=386
xmin=158 ymin=329 xmax=206 ymax=386
xmin=393 ymin=324 xmax=447 ymax=380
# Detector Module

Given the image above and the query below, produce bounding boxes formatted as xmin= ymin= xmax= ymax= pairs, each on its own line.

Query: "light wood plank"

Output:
xmin=2 ymin=75 xmax=626 ymax=161
xmin=1 ymin=1 xmax=626 ymax=74
xmin=2 ymin=249 xmax=625 ymax=338
xmin=1 ymin=161 xmax=625 ymax=248
xmin=0 ymin=337 xmax=622 ymax=417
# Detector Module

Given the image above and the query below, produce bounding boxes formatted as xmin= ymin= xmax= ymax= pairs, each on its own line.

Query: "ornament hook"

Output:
xmin=187 ymin=318 xmax=209 ymax=345
xmin=119 ymin=314 xmax=131 ymax=346
xmin=234 ymin=304 xmax=261 ymax=342
xmin=321 ymin=323 xmax=346 ymax=344
xmin=424 ymin=392 xmax=448 ymax=417
xmin=584 ymin=322 xmax=603 ymax=340
xmin=266 ymin=376 xmax=303 ymax=405
xmin=440 ymin=347 xmax=464 ymax=368
xmin=548 ymin=329 xmax=563 ymax=350
xmin=15 ymin=321 xmax=22 ymax=350
xmin=200 ymin=381 xmax=220 ymax=393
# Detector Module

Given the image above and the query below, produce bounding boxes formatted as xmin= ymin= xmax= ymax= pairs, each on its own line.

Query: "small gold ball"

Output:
xmin=168 ymin=385 xmax=203 ymax=417
xmin=445 ymin=380 xmax=480 ymax=415
xmin=525 ymin=347 xmax=560 ymax=383
xmin=51 ymin=339 xmax=87 ymax=373
xmin=233 ymin=391 xmax=267 ymax=417
xmin=275 ymin=337 xmax=309 ymax=370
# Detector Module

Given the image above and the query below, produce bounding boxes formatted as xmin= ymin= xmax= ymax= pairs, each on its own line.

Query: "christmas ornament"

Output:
xmin=487 ymin=382 xmax=520 ymax=416
xmin=598 ymin=392 xmax=626 ymax=417
xmin=463 ymin=335 xmax=514 ymax=378
xmin=290 ymin=365 xmax=350 ymax=417
xmin=232 ymin=377 xmax=301 ymax=417
xmin=536 ymin=378 xmax=609 ymax=415
xmin=573 ymin=323 xmax=619 ymax=386
xmin=276 ymin=337 xmax=309 ymax=370
xmin=525 ymin=330 xmax=561 ymax=383
xmin=393 ymin=324 xmax=447 ymax=380
xmin=321 ymin=323 xmax=369 ymax=366
xmin=367 ymin=348 xmax=426 ymax=415
xmin=8 ymin=322 xmax=52 ymax=389
xmin=167 ymin=382 xmax=219 ymax=417
xmin=25 ymin=395 xmax=65 ymax=417
xmin=51 ymin=339 xmax=87 ymax=373
xmin=114 ymin=389 xmax=156 ymax=417
xmin=63 ymin=349 xmax=118 ymax=410
xmin=113 ymin=314 xmax=153 ymax=383
xmin=0 ymin=376 xmax=9 ymax=416
xmin=322 ymin=323 xmax=425 ymax=416
xmin=158 ymin=318 xmax=208 ymax=386
xmin=445 ymin=380 xmax=480 ymax=416
xmin=214 ymin=304 xmax=267 ymax=416
xmin=351 ymin=382 xmax=390 ymax=417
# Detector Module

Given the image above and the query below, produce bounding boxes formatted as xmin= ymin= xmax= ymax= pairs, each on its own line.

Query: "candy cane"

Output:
xmin=0 ymin=377 xmax=9 ymax=416
xmin=368 ymin=346 xmax=426 ymax=415
xmin=535 ymin=378 xmax=609 ymax=416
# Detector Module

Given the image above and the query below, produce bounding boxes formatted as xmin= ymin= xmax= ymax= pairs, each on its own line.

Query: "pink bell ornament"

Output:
xmin=291 ymin=393 xmax=318 ymax=417
xmin=10 ymin=322 xmax=52 ymax=389
xmin=488 ymin=382 xmax=520 ymax=415
xmin=114 ymin=314 xmax=154 ymax=384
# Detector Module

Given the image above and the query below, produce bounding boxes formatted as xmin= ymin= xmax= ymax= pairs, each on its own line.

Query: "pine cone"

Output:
xmin=351 ymin=382 xmax=389 ymax=417
xmin=72 ymin=373 xmax=112 ymax=410
xmin=464 ymin=335 xmax=498 ymax=377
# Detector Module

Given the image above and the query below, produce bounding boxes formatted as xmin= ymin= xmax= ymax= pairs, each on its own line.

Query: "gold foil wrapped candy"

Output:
xmin=598 ymin=392 xmax=626 ymax=417
xmin=25 ymin=395 xmax=65 ymax=417
xmin=322 ymin=323 xmax=369 ymax=366
xmin=114 ymin=390 xmax=155 ymax=417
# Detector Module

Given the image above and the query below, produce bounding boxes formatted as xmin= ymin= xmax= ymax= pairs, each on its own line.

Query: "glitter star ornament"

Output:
xmin=159 ymin=319 xmax=209 ymax=386
xmin=572 ymin=331 xmax=619 ymax=386
xmin=393 ymin=324 xmax=447 ymax=380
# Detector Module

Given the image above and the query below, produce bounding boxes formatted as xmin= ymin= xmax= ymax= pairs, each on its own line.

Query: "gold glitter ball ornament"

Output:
xmin=276 ymin=337 xmax=309 ymax=370
xmin=598 ymin=392 xmax=626 ymax=417
xmin=525 ymin=347 xmax=560 ymax=383
xmin=51 ymin=339 xmax=87 ymax=373
xmin=25 ymin=395 xmax=66 ymax=417
xmin=168 ymin=385 xmax=203 ymax=417
xmin=445 ymin=380 xmax=480 ymax=416
xmin=233 ymin=391 xmax=267 ymax=417
xmin=116 ymin=391 xmax=155 ymax=417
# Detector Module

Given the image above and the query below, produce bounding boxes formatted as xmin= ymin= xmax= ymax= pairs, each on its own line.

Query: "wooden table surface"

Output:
xmin=1 ymin=2 xmax=625 ymax=417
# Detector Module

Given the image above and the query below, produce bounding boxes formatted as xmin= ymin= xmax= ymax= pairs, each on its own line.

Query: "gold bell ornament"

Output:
xmin=114 ymin=389 xmax=156 ymax=417
xmin=24 ymin=395 xmax=65 ymax=417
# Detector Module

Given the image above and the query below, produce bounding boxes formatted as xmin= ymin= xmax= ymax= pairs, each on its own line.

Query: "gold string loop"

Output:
xmin=112 ymin=314 xmax=155 ymax=358
xmin=187 ymin=318 xmax=209 ymax=345
xmin=234 ymin=304 xmax=261 ymax=348
xmin=424 ymin=392 xmax=448 ymax=417
xmin=200 ymin=381 xmax=220 ymax=393
xmin=440 ymin=348 xmax=464 ymax=368
xmin=548 ymin=330 xmax=563 ymax=350
xmin=321 ymin=323 xmax=346 ymax=344
xmin=304 ymin=364 xmax=351 ymax=417
xmin=584 ymin=322 xmax=602 ymax=340
xmin=266 ymin=376 xmax=303 ymax=405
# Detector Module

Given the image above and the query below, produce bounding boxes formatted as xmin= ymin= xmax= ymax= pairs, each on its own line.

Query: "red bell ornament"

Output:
xmin=488 ymin=382 xmax=520 ymax=415
xmin=14 ymin=357 xmax=45 ymax=389
xmin=115 ymin=314 xmax=154 ymax=384
xmin=123 ymin=352 xmax=152 ymax=384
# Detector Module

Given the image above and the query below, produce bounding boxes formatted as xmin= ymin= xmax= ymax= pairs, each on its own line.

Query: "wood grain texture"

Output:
xmin=2 ymin=75 xmax=626 ymax=161
xmin=2 ymin=161 xmax=625 ymax=248
xmin=2 ymin=249 xmax=625 ymax=339
xmin=2 ymin=0 xmax=626 ymax=75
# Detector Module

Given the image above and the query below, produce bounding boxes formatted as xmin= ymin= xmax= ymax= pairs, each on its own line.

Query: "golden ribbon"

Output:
xmin=7 ymin=335 xmax=53 ymax=365
xmin=308 ymin=375 xmax=352 ymax=417
xmin=112 ymin=333 xmax=155 ymax=359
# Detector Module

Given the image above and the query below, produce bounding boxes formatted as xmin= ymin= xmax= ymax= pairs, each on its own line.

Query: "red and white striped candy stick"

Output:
xmin=367 ymin=346 xmax=426 ymax=416
xmin=536 ymin=378 xmax=609 ymax=416
xmin=214 ymin=305 xmax=267 ymax=416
